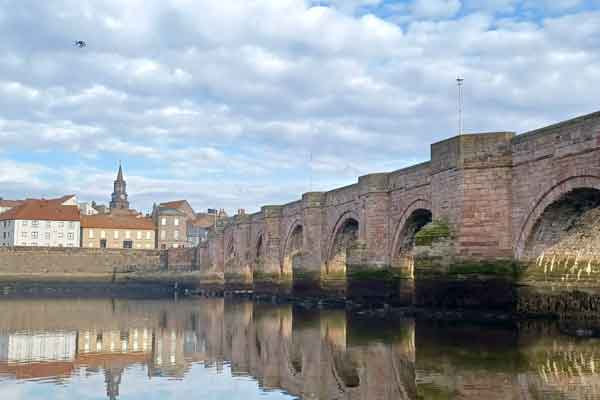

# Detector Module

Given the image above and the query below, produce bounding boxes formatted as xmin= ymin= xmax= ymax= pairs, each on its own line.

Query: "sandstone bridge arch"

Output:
xmin=281 ymin=221 xmax=304 ymax=287
xmin=325 ymin=211 xmax=361 ymax=287
xmin=391 ymin=200 xmax=433 ymax=279
xmin=516 ymin=176 xmax=600 ymax=261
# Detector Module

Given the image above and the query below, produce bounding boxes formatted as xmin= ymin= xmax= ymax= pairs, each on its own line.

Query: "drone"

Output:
xmin=74 ymin=40 xmax=87 ymax=48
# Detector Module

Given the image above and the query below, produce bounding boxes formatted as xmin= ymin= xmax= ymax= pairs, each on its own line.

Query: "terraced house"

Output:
xmin=81 ymin=214 xmax=155 ymax=249
xmin=0 ymin=196 xmax=80 ymax=247
xmin=152 ymin=200 xmax=195 ymax=249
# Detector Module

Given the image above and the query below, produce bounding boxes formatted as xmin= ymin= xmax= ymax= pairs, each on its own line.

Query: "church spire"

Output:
xmin=117 ymin=161 xmax=124 ymax=182
xmin=110 ymin=162 xmax=129 ymax=211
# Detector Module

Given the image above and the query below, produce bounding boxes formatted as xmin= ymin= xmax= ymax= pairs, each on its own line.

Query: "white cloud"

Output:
xmin=0 ymin=0 xmax=599 ymax=212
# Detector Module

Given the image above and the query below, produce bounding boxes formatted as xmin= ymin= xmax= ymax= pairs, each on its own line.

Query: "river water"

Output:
xmin=0 ymin=296 xmax=599 ymax=399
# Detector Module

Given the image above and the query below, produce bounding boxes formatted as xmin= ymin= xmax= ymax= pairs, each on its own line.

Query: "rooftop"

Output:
xmin=81 ymin=214 xmax=155 ymax=230
xmin=0 ymin=198 xmax=80 ymax=222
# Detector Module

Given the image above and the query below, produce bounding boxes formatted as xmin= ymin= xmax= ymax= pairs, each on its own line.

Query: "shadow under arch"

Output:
xmin=515 ymin=176 xmax=600 ymax=260
xmin=391 ymin=200 xmax=433 ymax=279
xmin=281 ymin=222 xmax=304 ymax=288
xmin=324 ymin=212 xmax=361 ymax=289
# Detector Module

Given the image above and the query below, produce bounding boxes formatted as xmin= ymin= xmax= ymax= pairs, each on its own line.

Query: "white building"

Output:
xmin=78 ymin=202 xmax=99 ymax=216
xmin=0 ymin=197 xmax=80 ymax=247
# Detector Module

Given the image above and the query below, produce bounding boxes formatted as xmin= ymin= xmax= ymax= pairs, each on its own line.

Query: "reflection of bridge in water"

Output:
xmin=1 ymin=297 xmax=600 ymax=399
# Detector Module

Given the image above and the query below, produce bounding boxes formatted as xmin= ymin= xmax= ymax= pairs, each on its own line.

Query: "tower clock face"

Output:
xmin=120 ymin=194 xmax=125 ymax=200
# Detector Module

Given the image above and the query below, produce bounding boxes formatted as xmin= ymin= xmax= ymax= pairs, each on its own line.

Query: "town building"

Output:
xmin=78 ymin=202 xmax=99 ymax=216
xmin=0 ymin=196 xmax=81 ymax=247
xmin=0 ymin=199 xmax=23 ymax=214
xmin=109 ymin=163 xmax=129 ymax=211
xmin=81 ymin=214 xmax=155 ymax=249
xmin=187 ymin=209 xmax=229 ymax=246
xmin=153 ymin=200 xmax=195 ymax=249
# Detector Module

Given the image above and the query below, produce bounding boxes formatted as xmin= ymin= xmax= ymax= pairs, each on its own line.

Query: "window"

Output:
xmin=174 ymin=230 xmax=179 ymax=239
xmin=45 ymin=232 xmax=50 ymax=240
xmin=146 ymin=231 xmax=151 ymax=240
xmin=145 ymin=243 xmax=151 ymax=249
xmin=126 ymin=231 xmax=131 ymax=239
xmin=69 ymin=221 xmax=75 ymax=228
xmin=101 ymin=230 xmax=106 ymax=239
xmin=137 ymin=231 xmax=142 ymax=240
xmin=114 ymin=231 xmax=119 ymax=239
xmin=58 ymin=222 xmax=64 ymax=228
xmin=32 ymin=220 xmax=39 ymax=227
xmin=89 ymin=230 xmax=94 ymax=239
xmin=172 ymin=243 xmax=178 ymax=248
xmin=31 ymin=232 xmax=38 ymax=239
xmin=46 ymin=221 xmax=51 ymax=228
xmin=161 ymin=217 xmax=166 ymax=226
xmin=100 ymin=239 xmax=107 ymax=248
xmin=2 ymin=232 xmax=5 ymax=239
xmin=21 ymin=232 xmax=27 ymax=239
xmin=22 ymin=221 xmax=28 ymax=227
xmin=174 ymin=218 xmax=179 ymax=226
xmin=67 ymin=232 xmax=74 ymax=240
xmin=58 ymin=232 xmax=64 ymax=239
xmin=160 ymin=230 xmax=166 ymax=240
xmin=123 ymin=240 xmax=133 ymax=249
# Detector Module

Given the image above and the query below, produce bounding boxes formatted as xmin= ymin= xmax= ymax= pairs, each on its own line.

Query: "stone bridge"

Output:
xmin=196 ymin=110 xmax=600 ymax=295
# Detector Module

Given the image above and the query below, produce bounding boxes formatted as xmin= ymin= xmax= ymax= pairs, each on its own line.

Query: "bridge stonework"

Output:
xmin=196 ymin=111 xmax=600 ymax=297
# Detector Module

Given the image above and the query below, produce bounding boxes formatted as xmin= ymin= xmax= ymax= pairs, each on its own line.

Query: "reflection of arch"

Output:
xmin=515 ymin=176 xmax=600 ymax=259
xmin=282 ymin=221 xmax=303 ymax=277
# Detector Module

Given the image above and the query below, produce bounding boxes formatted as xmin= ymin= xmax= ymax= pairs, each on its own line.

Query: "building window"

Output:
xmin=174 ymin=230 xmax=179 ymax=240
xmin=22 ymin=221 xmax=28 ymax=227
xmin=123 ymin=240 xmax=133 ymax=249
xmin=58 ymin=232 xmax=64 ymax=239
xmin=2 ymin=232 xmax=5 ymax=239
xmin=145 ymin=243 xmax=151 ymax=249
xmin=21 ymin=232 xmax=27 ymax=239
xmin=89 ymin=230 xmax=94 ymax=239
xmin=160 ymin=230 xmax=166 ymax=240
xmin=69 ymin=221 xmax=75 ymax=228
xmin=161 ymin=217 xmax=166 ymax=226
xmin=126 ymin=231 xmax=131 ymax=239
xmin=100 ymin=239 xmax=107 ymax=248
xmin=58 ymin=222 xmax=64 ymax=228
xmin=146 ymin=231 xmax=151 ymax=240
xmin=45 ymin=232 xmax=50 ymax=240
xmin=101 ymin=230 xmax=106 ymax=239
xmin=32 ymin=220 xmax=39 ymax=227
xmin=174 ymin=218 xmax=179 ymax=226
xmin=67 ymin=232 xmax=74 ymax=240
xmin=31 ymin=232 xmax=38 ymax=239
xmin=46 ymin=221 xmax=52 ymax=228
xmin=114 ymin=231 xmax=119 ymax=239
xmin=137 ymin=231 xmax=142 ymax=240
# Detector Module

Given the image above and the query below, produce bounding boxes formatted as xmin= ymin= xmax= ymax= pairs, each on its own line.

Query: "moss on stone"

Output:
xmin=447 ymin=260 xmax=523 ymax=279
xmin=347 ymin=268 xmax=404 ymax=282
xmin=415 ymin=219 xmax=451 ymax=246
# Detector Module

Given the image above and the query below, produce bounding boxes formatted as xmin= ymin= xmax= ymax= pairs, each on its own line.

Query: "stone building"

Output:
xmin=80 ymin=214 xmax=155 ymax=249
xmin=187 ymin=210 xmax=218 ymax=246
xmin=109 ymin=164 xmax=129 ymax=211
xmin=0 ymin=196 xmax=81 ymax=247
xmin=153 ymin=200 xmax=195 ymax=249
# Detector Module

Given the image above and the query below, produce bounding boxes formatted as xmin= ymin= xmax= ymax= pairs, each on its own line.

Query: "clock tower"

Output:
xmin=109 ymin=163 xmax=130 ymax=210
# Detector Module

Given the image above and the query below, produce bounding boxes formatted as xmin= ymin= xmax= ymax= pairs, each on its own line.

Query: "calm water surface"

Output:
xmin=0 ymin=296 xmax=599 ymax=399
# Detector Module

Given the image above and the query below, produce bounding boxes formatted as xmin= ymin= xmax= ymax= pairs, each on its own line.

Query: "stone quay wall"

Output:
xmin=0 ymin=246 xmax=203 ymax=287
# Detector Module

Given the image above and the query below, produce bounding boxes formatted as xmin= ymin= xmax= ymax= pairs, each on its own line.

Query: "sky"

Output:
xmin=0 ymin=0 xmax=599 ymax=214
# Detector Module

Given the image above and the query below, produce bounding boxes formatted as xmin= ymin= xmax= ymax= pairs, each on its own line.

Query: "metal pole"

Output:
xmin=457 ymin=77 xmax=464 ymax=135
